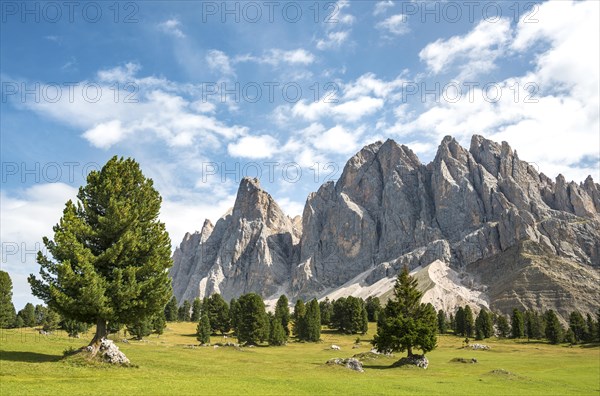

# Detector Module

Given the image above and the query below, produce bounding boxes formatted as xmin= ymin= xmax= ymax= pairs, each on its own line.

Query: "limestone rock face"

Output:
xmin=170 ymin=135 xmax=600 ymax=319
xmin=170 ymin=177 xmax=297 ymax=302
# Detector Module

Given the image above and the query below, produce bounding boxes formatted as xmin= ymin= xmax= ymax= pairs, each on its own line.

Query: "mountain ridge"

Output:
xmin=170 ymin=135 xmax=600 ymax=320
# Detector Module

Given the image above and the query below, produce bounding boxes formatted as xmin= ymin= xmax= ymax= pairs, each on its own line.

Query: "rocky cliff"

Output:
xmin=170 ymin=135 xmax=600 ymax=319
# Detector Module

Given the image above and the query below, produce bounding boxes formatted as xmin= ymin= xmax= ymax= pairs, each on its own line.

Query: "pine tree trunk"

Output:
xmin=87 ymin=318 xmax=108 ymax=356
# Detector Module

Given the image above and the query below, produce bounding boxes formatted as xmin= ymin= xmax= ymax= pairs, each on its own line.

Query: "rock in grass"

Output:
xmin=450 ymin=357 xmax=478 ymax=364
xmin=326 ymin=358 xmax=364 ymax=372
xmin=392 ymin=354 xmax=429 ymax=369
xmin=99 ymin=339 xmax=130 ymax=365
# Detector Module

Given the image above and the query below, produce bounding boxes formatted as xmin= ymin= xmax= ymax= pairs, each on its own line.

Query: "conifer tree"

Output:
xmin=475 ymin=309 xmax=493 ymax=339
xmin=455 ymin=307 xmax=465 ymax=336
xmin=568 ymin=311 xmax=587 ymax=343
xmin=152 ymin=313 xmax=166 ymax=336
xmin=229 ymin=298 xmax=240 ymax=334
xmin=62 ymin=318 xmax=91 ymax=337
xmin=269 ymin=316 xmax=286 ymax=346
xmin=304 ymin=299 xmax=321 ymax=342
xmin=544 ymin=310 xmax=563 ymax=344
xmin=28 ymin=157 xmax=173 ymax=355
xmin=17 ymin=303 xmax=36 ymax=327
xmin=585 ymin=313 xmax=596 ymax=343
xmin=365 ymin=296 xmax=382 ymax=322
xmin=437 ymin=310 xmax=447 ymax=334
xmin=463 ymin=306 xmax=474 ymax=337
xmin=206 ymin=294 xmax=230 ymax=334
xmin=191 ymin=298 xmax=202 ymax=322
xmin=293 ymin=299 xmax=307 ymax=339
xmin=360 ymin=303 xmax=369 ymax=334
xmin=319 ymin=298 xmax=333 ymax=326
xmin=164 ymin=296 xmax=178 ymax=322
xmin=511 ymin=309 xmax=525 ymax=339
xmin=237 ymin=293 xmax=268 ymax=345
xmin=178 ymin=300 xmax=191 ymax=322
xmin=197 ymin=312 xmax=211 ymax=344
xmin=0 ymin=271 xmax=16 ymax=328
xmin=274 ymin=295 xmax=290 ymax=337
xmin=496 ymin=315 xmax=510 ymax=338
xmin=372 ymin=266 xmax=437 ymax=357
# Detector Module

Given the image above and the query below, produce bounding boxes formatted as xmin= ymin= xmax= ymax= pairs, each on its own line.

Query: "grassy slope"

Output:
xmin=1 ymin=323 xmax=598 ymax=395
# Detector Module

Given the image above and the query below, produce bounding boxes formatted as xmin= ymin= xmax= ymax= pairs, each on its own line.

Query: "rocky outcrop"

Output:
xmin=170 ymin=135 xmax=600 ymax=319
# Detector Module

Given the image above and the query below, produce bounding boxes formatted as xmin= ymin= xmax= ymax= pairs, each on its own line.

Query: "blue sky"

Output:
xmin=1 ymin=0 xmax=599 ymax=309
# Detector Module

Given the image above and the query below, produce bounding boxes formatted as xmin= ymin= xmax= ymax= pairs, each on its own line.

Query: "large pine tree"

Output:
xmin=28 ymin=157 xmax=173 ymax=355
xmin=372 ymin=266 xmax=437 ymax=357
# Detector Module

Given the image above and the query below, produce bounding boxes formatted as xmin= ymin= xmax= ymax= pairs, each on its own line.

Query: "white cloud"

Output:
xmin=206 ymin=49 xmax=235 ymax=76
xmin=319 ymin=125 xmax=363 ymax=154
xmin=377 ymin=14 xmax=410 ymax=36
xmin=158 ymin=18 xmax=185 ymax=38
xmin=228 ymin=135 xmax=280 ymax=159
xmin=97 ymin=62 xmax=141 ymax=82
xmin=236 ymin=48 xmax=315 ymax=66
xmin=316 ymin=0 xmax=354 ymax=50
xmin=83 ymin=120 xmax=125 ymax=149
xmin=343 ymin=72 xmax=407 ymax=100
xmin=22 ymin=68 xmax=248 ymax=150
xmin=391 ymin=1 xmax=599 ymax=182
xmin=419 ymin=18 xmax=512 ymax=78
xmin=373 ymin=1 xmax=394 ymax=16
xmin=316 ymin=31 xmax=350 ymax=50
xmin=268 ymin=49 xmax=314 ymax=65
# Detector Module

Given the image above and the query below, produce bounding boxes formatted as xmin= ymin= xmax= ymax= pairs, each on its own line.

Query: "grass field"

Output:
xmin=1 ymin=323 xmax=598 ymax=395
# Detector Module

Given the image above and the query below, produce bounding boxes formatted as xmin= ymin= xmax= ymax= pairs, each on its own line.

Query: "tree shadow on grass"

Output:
xmin=0 ymin=350 xmax=62 ymax=363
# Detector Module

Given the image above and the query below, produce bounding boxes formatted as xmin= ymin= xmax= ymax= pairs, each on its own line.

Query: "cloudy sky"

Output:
xmin=1 ymin=0 xmax=599 ymax=309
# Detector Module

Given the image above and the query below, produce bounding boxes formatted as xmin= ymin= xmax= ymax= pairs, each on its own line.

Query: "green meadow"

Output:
xmin=1 ymin=323 xmax=598 ymax=395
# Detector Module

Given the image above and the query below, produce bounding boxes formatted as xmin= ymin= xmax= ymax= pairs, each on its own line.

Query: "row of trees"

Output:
xmin=437 ymin=304 xmax=600 ymax=345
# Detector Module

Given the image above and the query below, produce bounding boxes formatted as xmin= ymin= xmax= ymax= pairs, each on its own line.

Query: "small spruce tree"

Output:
xmin=191 ymin=298 xmax=202 ymax=322
xmin=304 ymin=299 xmax=321 ymax=342
xmin=544 ymin=310 xmax=563 ymax=344
xmin=437 ymin=310 xmax=447 ymax=334
xmin=463 ymin=306 xmax=474 ymax=337
xmin=568 ymin=311 xmax=587 ymax=343
xmin=0 ymin=271 xmax=16 ymax=328
xmin=274 ymin=295 xmax=290 ymax=338
xmin=293 ymin=299 xmax=307 ymax=339
xmin=269 ymin=316 xmax=286 ymax=346
xmin=197 ymin=312 xmax=211 ymax=344
xmin=511 ymin=309 xmax=525 ymax=339
xmin=164 ymin=296 xmax=178 ymax=322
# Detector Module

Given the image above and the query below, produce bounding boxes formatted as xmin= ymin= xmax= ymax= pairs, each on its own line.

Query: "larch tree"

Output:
xmin=28 ymin=156 xmax=173 ymax=357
